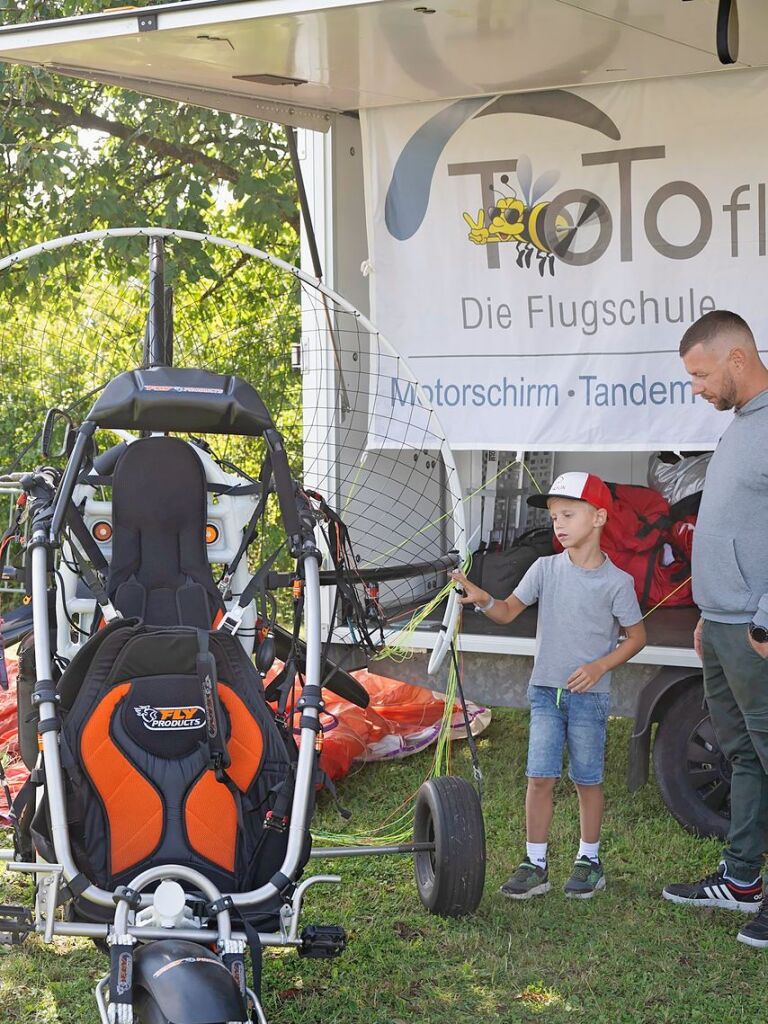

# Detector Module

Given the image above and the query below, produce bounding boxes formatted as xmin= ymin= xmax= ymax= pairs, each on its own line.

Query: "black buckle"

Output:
xmin=273 ymin=710 xmax=288 ymax=731
xmin=205 ymin=895 xmax=235 ymax=917
xmin=211 ymin=752 xmax=227 ymax=782
xmin=264 ymin=810 xmax=289 ymax=832
xmin=112 ymin=886 xmax=142 ymax=911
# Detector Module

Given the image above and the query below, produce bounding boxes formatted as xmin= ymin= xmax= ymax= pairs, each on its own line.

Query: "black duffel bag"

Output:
xmin=467 ymin=528 xmax=554 ymax=599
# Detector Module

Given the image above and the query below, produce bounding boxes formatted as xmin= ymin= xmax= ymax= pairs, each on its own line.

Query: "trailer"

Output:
xmin=0 ymin=0 xmax=766 ymax=838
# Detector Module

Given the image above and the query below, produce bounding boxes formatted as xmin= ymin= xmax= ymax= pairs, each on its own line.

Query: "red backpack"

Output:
xmin=553 ymin=483 xmax=699 ymax=609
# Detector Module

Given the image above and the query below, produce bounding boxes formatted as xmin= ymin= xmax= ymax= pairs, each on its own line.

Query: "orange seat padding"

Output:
xmin=185 ymin=771 xmax=238 ymax=871
xmin=218 ymin=685 xmax=264 ymax=791
xmin=80 ymin=684 xmax=164 ymax=876
xmin=184 ymin=684 xmax=265 ymax=869
xmin=80 ymin=681 xmax=265 ymax=876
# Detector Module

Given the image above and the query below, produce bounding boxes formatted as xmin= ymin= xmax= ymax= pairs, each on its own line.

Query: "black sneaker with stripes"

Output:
xmin=662 ymin=864 xmax=762 ymax=913
xmin=738 ymin=900 xmax=768 ymax=947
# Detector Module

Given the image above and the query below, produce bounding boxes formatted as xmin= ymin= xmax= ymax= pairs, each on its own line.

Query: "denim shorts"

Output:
xmin=526 ymin=684 xmax=610 ymax=785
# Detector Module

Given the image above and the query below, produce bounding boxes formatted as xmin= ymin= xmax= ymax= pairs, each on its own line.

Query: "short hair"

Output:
xmin=679 ymin=310 xmax=754 ymax=357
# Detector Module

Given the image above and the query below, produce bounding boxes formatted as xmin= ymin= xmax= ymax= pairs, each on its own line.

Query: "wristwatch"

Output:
xmin=749 ymin=622 xmax=768 ymax=644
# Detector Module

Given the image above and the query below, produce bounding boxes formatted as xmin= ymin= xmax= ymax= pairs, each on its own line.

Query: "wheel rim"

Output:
xmin=413 ymin=801 xmax=436 ymax=892
xmin=427 ymin=818 xmax=436 ymax=877
xmin=686 ymin=714 xmax=732 ymax=819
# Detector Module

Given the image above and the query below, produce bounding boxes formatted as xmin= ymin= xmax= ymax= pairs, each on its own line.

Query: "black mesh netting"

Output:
xmin=0 ymin=229 xmax=465 ymax=638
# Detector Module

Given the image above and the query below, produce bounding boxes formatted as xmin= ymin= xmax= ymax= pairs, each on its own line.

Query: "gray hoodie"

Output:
xmin=692 ymin=388 xmax=768 ymax=627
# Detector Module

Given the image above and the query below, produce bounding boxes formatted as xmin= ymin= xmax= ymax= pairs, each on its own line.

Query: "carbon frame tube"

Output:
xmin=34 ymin=921 xmax=302 ymax=947
xmin=31 ymin=537 xmax=102 ymax=898
xmin=311 ymin=843 xmax=435 ymax=858
xmin=231 ymin=548 xmax=322 ymax=908
xmin=48 ymin=422 xmax=96 ymax=543
xmin=147 ymin=236 xmax=167 ymax=368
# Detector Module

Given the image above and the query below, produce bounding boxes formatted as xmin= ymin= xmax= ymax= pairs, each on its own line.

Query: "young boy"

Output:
xmin=451 ymin=472 xmax=646 ymax=899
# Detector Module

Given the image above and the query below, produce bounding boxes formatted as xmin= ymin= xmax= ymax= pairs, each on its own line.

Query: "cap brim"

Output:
xmin=527 ymin=492 xmax=586 ymax=509
xmin=527 ymin=492 xmax=552 ymax=508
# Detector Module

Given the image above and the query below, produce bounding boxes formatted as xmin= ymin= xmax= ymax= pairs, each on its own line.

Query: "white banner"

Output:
xmin=361 ymin=69 xmax=768 ymax=450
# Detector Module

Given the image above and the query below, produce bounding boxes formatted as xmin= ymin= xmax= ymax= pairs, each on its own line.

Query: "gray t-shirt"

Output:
xmin=691 ymin=389 xmax=768 ymax=626
xmin=513 ymin=550 xmax=642 ymax=693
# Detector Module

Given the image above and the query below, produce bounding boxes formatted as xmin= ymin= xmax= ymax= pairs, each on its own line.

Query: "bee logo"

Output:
xmin=462 ymin=155 xmax=571 ymax=276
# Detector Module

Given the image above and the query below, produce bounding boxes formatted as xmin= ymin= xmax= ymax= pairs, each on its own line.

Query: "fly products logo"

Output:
xmin=142 ymin=385 xmax=224 ymax=394
xmin=153 ymin=956 xmax=232 ymax=979
xmin=201 ymin=673 xmax=218 ymax=739
xmin=134 ymin=705 xmax=205 ymax=731
xmin=229 ymin=958 xmax=245 ymax=993
xmin=384 ymin=88 xmax=768 ymax=274
xmin=116 ymin=951 xmax=133 ymax=996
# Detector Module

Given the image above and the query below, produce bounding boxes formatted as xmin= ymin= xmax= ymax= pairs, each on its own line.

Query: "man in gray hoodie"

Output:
xmin=662 ymin=310 xmax=768 ymax=949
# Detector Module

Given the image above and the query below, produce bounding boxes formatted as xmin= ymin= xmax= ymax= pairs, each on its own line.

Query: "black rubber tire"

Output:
xmin=653 ymin=683 xmax=730 ymax=839
xmin=413 ymin=776 xmax=486 ymax=917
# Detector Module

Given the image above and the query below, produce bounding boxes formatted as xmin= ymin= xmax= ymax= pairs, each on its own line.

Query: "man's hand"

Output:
xmin=747 ymin=626 xmax=768 ymax=659
xmin=450 ymin=569 xmax=488 ymax=607
xmin=567 ymin=659 xmax=607 ymax=693
xmin=693 ymin=617 xmax=703 ymax=660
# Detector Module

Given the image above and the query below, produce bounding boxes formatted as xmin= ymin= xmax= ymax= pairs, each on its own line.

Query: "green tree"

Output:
xmin=0 ymin=0 xmax=303 ymax=474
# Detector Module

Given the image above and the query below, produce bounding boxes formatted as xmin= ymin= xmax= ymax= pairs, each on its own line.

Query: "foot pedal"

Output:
xmin=0 ymin=904 xmax=34 ymax=945
xmin=298 ymin=924 xmax=346 ymax=959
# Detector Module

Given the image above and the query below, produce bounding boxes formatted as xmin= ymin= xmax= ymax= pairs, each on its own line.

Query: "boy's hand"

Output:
xmin=449 ymin=569 xmax=488 ymax=607
xmin=566 ymin=659 xmax=606 ymax=693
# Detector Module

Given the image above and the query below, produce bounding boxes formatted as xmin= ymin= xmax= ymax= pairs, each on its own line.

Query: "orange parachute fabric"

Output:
xmin=0 ymin=660 xmax=491 ymax=821
xmin=0 ymin=656 xmax=26 ymax=826
xmin=264 ymin=663 xmax=490 ymax=781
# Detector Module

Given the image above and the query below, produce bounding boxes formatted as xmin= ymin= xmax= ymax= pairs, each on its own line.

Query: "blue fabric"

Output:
xmin=526 ymin=684 xmax=610 ymax=785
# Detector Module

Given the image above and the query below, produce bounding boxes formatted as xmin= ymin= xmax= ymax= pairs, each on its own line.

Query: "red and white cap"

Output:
xmin=527 ymin=472 xmax=613 ymax=516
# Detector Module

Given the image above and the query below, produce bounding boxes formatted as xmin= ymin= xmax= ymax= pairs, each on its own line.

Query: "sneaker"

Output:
xmin=500 ymin=858 xmax=550 ymax=900
xmin=662 ymin=864 xmax=762 ymax=913
xmin=564 ymin=856 xmax=606 ymax=899
xmin=738 ymin=899 xmax=768 ymax=947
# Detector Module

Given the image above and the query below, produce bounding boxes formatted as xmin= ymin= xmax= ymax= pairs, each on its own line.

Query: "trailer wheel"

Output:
xmin=653 ymin=684 xmax=730 ymax=838
xmin=413 ymin=776 xmax=485 ymax=917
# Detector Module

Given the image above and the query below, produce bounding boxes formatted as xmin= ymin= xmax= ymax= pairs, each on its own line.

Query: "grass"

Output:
xmin=1 ymin=711 xmax=764 ymax=1024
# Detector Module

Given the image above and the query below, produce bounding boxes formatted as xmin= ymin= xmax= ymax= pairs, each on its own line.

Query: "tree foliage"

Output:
xmin=0 ymin=0 xmax=303 ymax=476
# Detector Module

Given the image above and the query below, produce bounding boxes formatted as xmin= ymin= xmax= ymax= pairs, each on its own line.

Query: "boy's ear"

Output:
xmin=595 ymin=508 xmax=608 ymax=528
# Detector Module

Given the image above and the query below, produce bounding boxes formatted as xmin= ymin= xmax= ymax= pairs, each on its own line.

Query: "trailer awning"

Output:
xmin=1 ymin=1 xmax=768 ymax=129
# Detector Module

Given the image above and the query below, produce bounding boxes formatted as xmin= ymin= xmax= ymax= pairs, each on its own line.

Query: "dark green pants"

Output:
xmin=702 ymin=619 xmax=768 ymax=879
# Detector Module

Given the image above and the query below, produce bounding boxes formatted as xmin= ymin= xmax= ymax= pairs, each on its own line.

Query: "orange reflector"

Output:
xmin=205 ymin=524 xmax=219 ymax=545
xmin=92 ymin=521 xmax=113 ymax=542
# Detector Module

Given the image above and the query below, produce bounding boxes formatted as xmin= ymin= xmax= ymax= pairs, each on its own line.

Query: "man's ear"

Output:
xmin=728 ymin=346 xmax=747 ymax=371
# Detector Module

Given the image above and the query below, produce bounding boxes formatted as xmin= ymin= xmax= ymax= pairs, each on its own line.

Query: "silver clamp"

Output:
xmin=216 ymin=605 xmax=245 ymax=636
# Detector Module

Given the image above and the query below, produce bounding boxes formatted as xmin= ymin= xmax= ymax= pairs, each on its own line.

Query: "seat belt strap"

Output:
xmin=195 ymin=629 xmax=231 ymax=776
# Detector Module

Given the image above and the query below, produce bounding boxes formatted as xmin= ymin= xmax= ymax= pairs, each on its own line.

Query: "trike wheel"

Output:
xmin=413 ymin=776 xmax=485 ymax=917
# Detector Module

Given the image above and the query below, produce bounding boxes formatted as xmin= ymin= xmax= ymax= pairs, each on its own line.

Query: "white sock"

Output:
xmin=578 ymin=840 xmax=600 ymax=862
xmin=526 ymin=842 xmax=548 ymax=868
